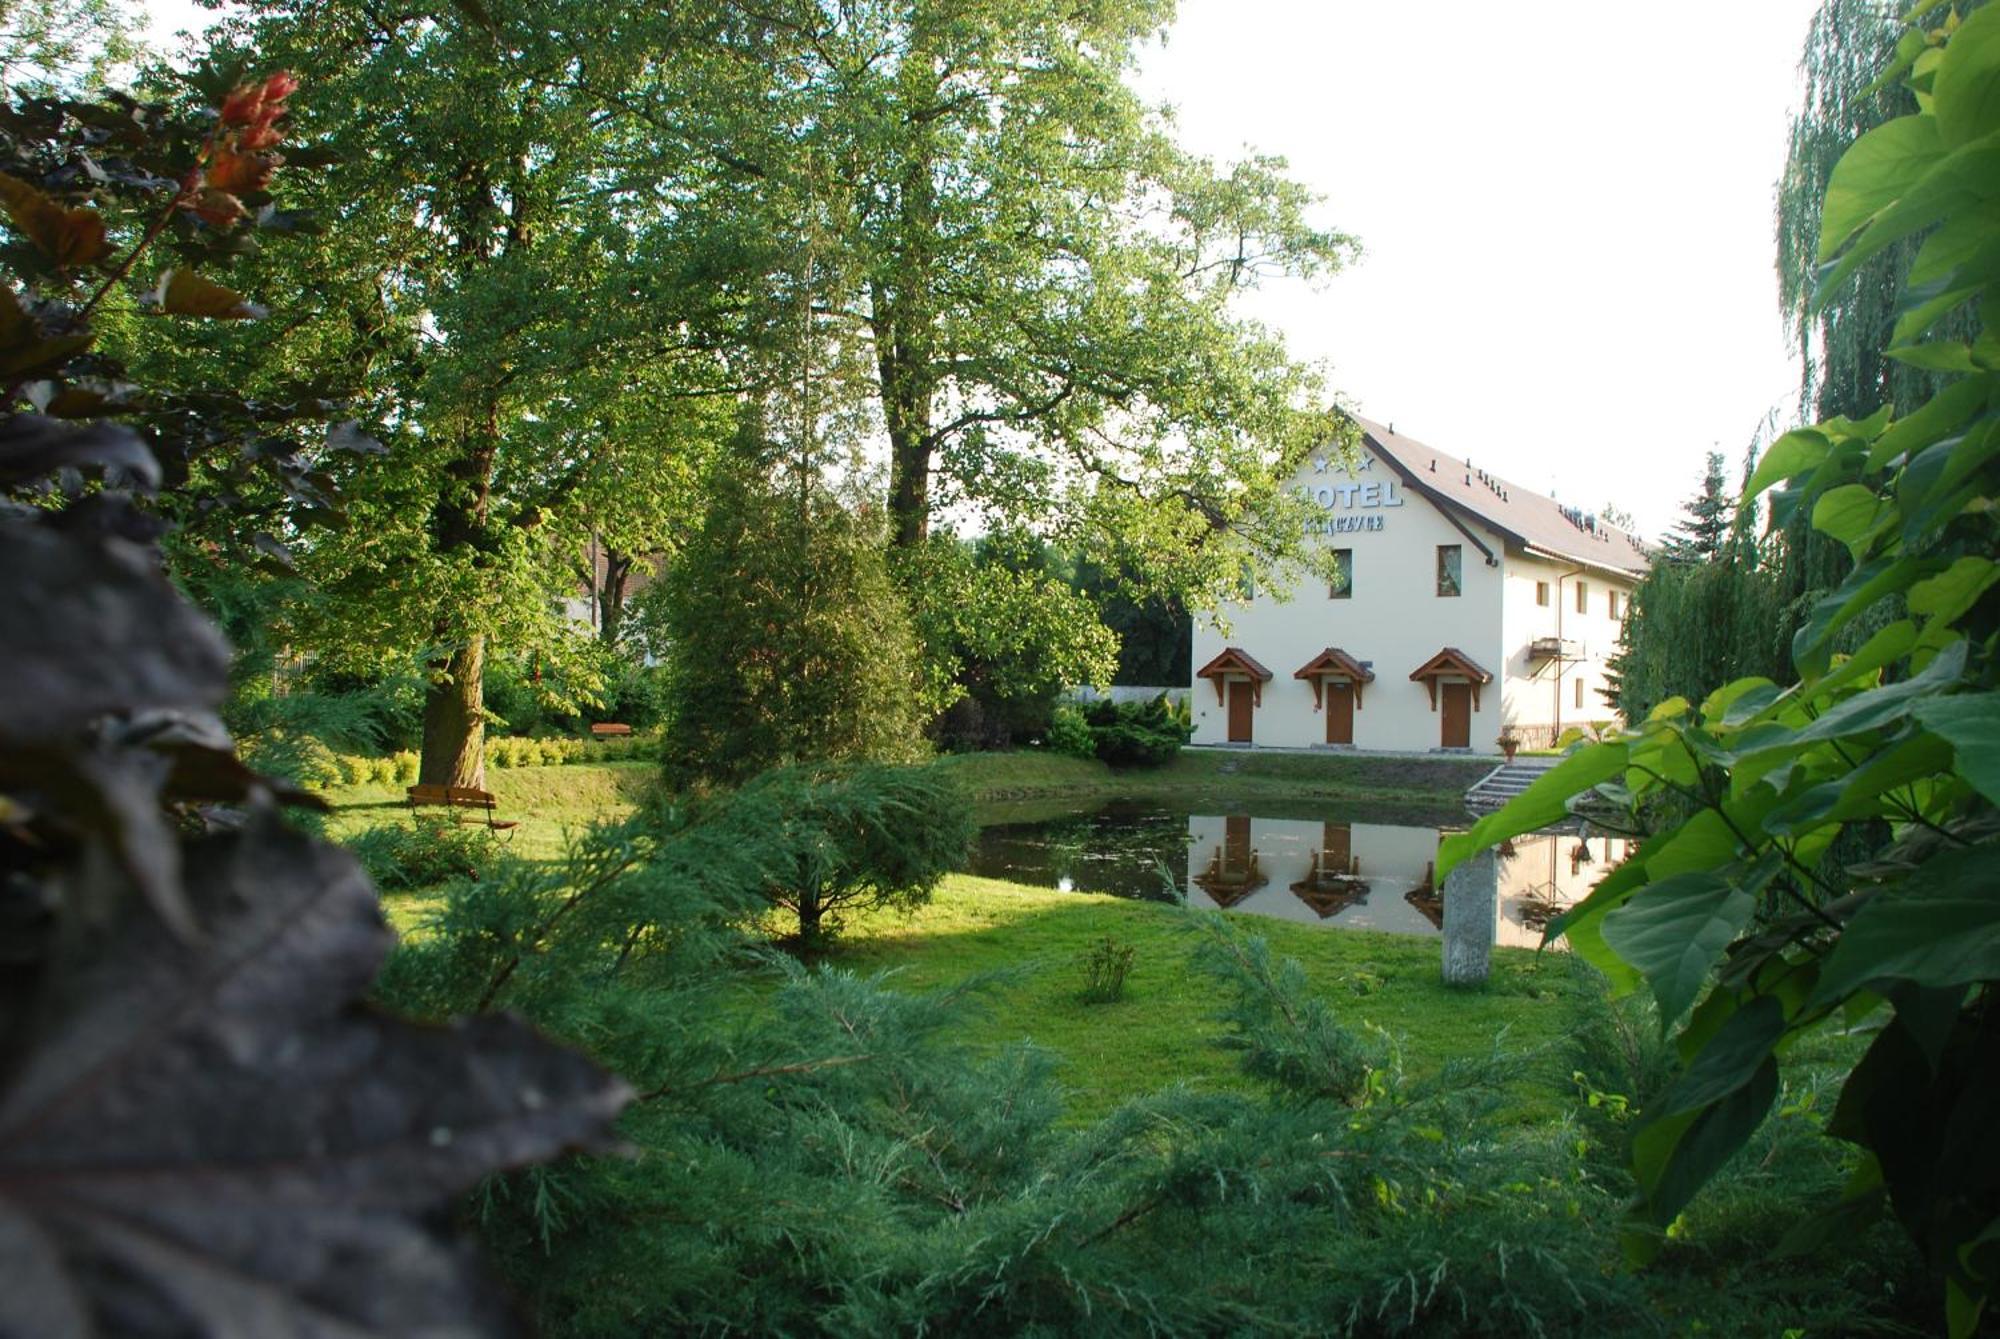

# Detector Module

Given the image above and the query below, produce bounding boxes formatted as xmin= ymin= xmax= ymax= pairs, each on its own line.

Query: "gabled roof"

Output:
xmin=1196 ymin=646 xmax=1273 ymax=681
xmin=1292 ymin=647 xmax=1374 ymax=683
xmin=1346 ymin=415 xmax=1650 ymax=579
xmin=1409 ymin=647 xmax=1494 ymax=684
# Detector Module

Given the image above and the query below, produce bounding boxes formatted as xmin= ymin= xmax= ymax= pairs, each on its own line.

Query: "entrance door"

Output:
xmin=1227 ymin=679 xmax=1253 ymax=743
xmin=1440 ymin=681 xmax=1471 ymax=748
xmin=1324 ymin=681 xmax=1354 ymax=745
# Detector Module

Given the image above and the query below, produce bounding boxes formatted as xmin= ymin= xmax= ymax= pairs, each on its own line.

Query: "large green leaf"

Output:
xmin=1907 ymin=556 xmax=2000 ymax=633
xmin=1934 ymin=3 xmax=2000 ymax=149
xmin=1781 ymin=639 xmax=1966 ymax=748
xmin=1913 ymin=693 xmax=2000 ymax=805
xmin=1816 ymin=115 xmax=1946 ymax=261
xmin=1812 ymin=483 xmax=1886 ymax=557
xmin=1742 ymin=428 xmax=1831 ymax=501
xmin=1601 ymin=873 xmax=1756 ymax=1030
xmin=1866 ymin=371 xmax=1991 ymax=470
xmin=1435 ymin=740 xmax=1628 ymax=879
xmin=1791 ymin=557 xmax=1933 ymax=676
xmin=1812 ymin=846 xmax=2000 ymax=1005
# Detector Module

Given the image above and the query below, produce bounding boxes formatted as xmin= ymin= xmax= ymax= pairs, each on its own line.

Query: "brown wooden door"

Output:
xmin=1325 ymin=681 xmax=1354 ymax=744
xmin=1227 ymin=679 xmax=1253 ymax=742
xmin=1441 ymin=681 xmax=1471 ymax=748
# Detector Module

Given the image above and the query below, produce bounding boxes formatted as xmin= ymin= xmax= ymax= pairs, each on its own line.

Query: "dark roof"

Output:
xmin=1196 ymin=646 xmax=1274 ymax=681
xmin=1409 ymin=647 xmax=1494 ymax=684
xmin=1347 ymin=415 xmax=1650 ymax=578
xmin=1292 ymin=647 xmax=1374 ymax=683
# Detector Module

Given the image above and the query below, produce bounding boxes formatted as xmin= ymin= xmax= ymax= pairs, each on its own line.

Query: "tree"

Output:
xmin=1660 ymin=451 xmax=1732 ymax=563
xmin=659 ymin=453 xmax=928 ymax=788
xmin=193 ymin=0 xmax=743 ymax=789
xmin=618 ymin=0 xmax=1355 ymax=603
xmin=896 ymin=532 xmax=1120 ymax=749
xmin=1449 ymin=12 xmax=2000 ymax=1330
xmin=0 ymin=0 xmax=137 ymax=94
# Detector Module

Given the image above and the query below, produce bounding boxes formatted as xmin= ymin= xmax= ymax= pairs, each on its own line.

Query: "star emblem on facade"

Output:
xmin=1312 ymin=454 xmax=1329 ymax=474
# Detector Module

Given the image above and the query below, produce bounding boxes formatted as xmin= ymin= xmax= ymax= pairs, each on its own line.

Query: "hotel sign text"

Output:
xmin=1293 ymin=454 xmax=1404 ymax=534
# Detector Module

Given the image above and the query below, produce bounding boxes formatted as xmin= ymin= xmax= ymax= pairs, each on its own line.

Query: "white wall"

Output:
xmin=1499 ymin=553 xmax=1635 ymax=744
xmin=1190 ymin=463 xmax=1508 ymax=753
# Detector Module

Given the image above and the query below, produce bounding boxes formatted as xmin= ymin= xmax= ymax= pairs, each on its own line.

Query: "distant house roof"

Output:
xmin=1346 ymin=415 xmax=1650 ymax=579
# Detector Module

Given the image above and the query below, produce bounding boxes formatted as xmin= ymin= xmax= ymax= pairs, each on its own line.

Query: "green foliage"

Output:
xmin=897 ymin=533 xmax=1120 ymax=749
xmin=1077 ymin=935 xmax=1137 ymax=1003
xmin=1660 ymin=451 xmax=1734 ymax=562
xmin=1045 ymin=701 xmax=1098 ymax=760
xmin=716 ymin=763 xmax=975 ymax=947
xmin=1083 ymin=693 xmax=1193 ymax=767
xmin=344 ymin=813 xmax=498 ymax=892
xmin=1446 ymin=20 xmax=2000 ymax=1329
xmin=660 ymin=462 xmax=928 ymax=788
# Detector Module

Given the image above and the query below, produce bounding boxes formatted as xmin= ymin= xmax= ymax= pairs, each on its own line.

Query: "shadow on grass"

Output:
xmin=824 ymin=878 xmax=1589 ymax=1125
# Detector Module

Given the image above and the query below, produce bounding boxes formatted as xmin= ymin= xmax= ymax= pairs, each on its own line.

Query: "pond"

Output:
xmin=965 ymin=800 xmax=1635 ymax=946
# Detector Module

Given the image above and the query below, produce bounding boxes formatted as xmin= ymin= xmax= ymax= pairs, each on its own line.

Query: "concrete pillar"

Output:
xmin=1441 ymin=849 xmax=1497 ymax=986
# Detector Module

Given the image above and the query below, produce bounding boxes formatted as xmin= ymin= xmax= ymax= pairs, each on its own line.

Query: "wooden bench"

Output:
xmin=589 ymin=722 xmax=634 ymax=739
xmin=406 ymin=784 xmax=519 ymax=832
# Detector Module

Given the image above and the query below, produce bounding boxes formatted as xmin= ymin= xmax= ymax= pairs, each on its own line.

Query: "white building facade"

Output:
xmin=1191 ymin=418 xmax=1648 ymax=755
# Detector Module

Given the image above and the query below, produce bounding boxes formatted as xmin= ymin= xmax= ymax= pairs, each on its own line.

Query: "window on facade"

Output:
xmin=1609 ymin=589 xmax=1622 ymax=619
xmin=1575 ymin=677 xmax=1585 ymax=709
xmin=1238 ymin=566 xmax=1256 ymax=602
xmin=1436 ymin=544 xmax=1462 ymax=598
xmin=1535 ymin=580 xmax=1550 ymax=607
xmin=1575 ymin=580 xmax=1589 ymax=614
xmin=1329 ymin=548 xmax=1353 ymax=599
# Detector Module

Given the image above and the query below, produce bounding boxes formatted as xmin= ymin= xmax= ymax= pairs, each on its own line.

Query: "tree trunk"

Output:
xmin=597 ymin=547 xmax=633 ymax=646
xmin=419 ymin=632 xmax=487 ymax=789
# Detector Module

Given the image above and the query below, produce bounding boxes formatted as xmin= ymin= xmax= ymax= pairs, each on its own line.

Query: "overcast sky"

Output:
xmin=145 ymin=0 xmax=1827 ymax=539
xmin=1135 ymin=0 xmax=1827 ymax=538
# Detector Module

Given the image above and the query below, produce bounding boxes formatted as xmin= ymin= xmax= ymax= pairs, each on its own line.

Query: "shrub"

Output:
xmin=713 ymin=763 xmax=974 ymax=947
xmin=1083 ymin=693 xmax=1190 ymax=767
xmin=343 ymin=814 xmax=498 ymax=892
xmin=1045 ymin=702 xmax=1097 ymax=759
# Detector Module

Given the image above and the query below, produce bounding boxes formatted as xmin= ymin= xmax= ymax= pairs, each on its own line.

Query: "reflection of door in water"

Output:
xmin=1323 ymin=822 xmax=1354 ymax=875
xmin=1325 ymin=682 xmax=1354 ymax=744
xmin=1227 ymin=680 xmax=1253 ymax=742
xmin=1225 ymin=814 xmax=1251 ymax=865
xmin=1441 ymin=682 xmax=1471 ymax=748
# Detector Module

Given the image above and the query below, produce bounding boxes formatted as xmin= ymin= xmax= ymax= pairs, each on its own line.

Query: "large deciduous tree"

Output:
xmin=202 ymin=0 xmax=738 ymax=787
xmin=617 ymin=0 xmax=1354 ymax=601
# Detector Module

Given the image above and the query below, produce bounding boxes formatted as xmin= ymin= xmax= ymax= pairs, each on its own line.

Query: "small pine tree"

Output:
xmin=1661 ymin=451 xmax=1732 ymax=562
xmin=660 ymin=459 xmax=928 ymax=788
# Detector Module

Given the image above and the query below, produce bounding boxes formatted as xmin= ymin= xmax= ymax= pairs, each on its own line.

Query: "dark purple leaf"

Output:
xmin=0 ymin=414 xmax=158 ymax=490
xmin=326 ymin=419 xmax=386 ymax=455
xmin=0 ymin=520 xmax=227 ymax=747
xmin=0 ymin=819 xmax=633 ymax=1338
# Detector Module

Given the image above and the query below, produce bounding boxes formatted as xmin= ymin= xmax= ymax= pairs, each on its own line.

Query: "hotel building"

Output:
xmin=1191 ymin=417 xmax=1649 ymax=755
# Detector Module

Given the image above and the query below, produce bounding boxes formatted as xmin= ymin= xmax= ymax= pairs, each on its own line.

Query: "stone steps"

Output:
xmin=1464 ymin=756 xmax=1562 ymax=813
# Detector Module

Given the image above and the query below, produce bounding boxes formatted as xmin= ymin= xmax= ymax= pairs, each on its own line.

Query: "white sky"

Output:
xmin=1136 ymin=0 xmax=1826 ymax=539
xmin=144 ymin=0 xmax=1825 ymax=540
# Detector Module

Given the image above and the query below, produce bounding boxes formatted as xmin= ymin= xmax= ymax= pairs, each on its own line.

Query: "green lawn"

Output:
xmin=338 ymin=753 xmax=1568 ymax=1126
xmin=833 ymin=874 xmax=1583 ymax=1124
xmin=321 ymin=761 xmax=655 ymax=861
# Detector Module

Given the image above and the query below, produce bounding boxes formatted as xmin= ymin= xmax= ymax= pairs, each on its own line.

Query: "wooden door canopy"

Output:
xmin=1409 ymin=647 xmax=1494 ymax=711
xmin=1293 ymin=647 xmax=1374 ymax=711
xmin=1196 ymin=646 xmax=1274 ymax=706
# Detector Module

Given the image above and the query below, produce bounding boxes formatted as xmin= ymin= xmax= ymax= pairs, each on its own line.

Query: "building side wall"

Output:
xmin=1498 ymin=552 xmax=1636 ymax=747
xmin=1190 ymin=473 xmax=1508 ymax=753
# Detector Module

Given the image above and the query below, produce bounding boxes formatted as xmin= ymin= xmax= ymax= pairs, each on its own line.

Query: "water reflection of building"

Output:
xmin=1186 ymin=814 xmax=1636 ymax=944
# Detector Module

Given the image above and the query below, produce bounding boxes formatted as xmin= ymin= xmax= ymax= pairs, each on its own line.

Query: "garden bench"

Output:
xmin=406 ymin=783 xmax=519 ymax=833
xmin=589 ymin=722 xmax=633 ymax=739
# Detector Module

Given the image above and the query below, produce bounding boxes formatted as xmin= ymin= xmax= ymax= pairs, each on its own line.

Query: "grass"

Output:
xmin=935 ymin=747 xmax=1492 ymax=823
xmin=831 ymin=873 xmax=1584 ymax=1124
xmin=319 ymin=761 xmax=655 ymax=862
xmin=336 ymin=753 xmax=1566 ymax=1125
